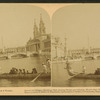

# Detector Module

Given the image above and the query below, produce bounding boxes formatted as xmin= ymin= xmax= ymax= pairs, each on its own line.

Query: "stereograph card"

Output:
xmin=0 ymin=3 xmax=99 ymax=95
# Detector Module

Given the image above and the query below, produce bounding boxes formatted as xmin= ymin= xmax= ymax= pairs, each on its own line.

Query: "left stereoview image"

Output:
xmin=0 ymin=5 xmax=51 ymax=87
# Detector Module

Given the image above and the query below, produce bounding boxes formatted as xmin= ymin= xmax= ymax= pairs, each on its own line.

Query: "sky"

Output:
xmin=52 ymin=4 xmax=100 ymax=50
xmin=0 ymin=4 xmax=51 ymax=48
xmin=1 ymin=4 xmax=100 ymax=50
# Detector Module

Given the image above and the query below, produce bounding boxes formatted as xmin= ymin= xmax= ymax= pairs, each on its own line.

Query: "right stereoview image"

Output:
xmin=52 ymin=5 xmax=100 ymax=87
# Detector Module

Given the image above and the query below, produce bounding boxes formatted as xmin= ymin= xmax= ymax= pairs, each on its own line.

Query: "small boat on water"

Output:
xmin=30 ymin=53 xmax=39 ymax=57
xmin=0 ymin=72 xmax=51 ymax=80
xmin=73 ymin=73 xmax=100 ymax=79
xmin=68 ymin=58 xmax=82 ymax=62
xmin=96 ymin=56 xmax=100 ymax=60
xmin=0 ymin=56 xmax=8 ymax=60
xmin=11 ymin=54 xmax=27 ymax=59
xmin=65 ymin=61 xmax=100 ymax=79
xmin=83 ymin=56 xmax=95 ymax=60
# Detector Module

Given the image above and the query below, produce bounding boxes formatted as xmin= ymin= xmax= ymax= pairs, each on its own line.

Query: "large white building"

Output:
xmin=26 ymin=14 xmax=51 ymax=56
xmin=52 ymin=36 xmax=100 ymax=59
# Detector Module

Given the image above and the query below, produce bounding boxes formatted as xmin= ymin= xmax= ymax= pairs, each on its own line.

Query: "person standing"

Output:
xmin=82 ymin=66 xmax=86 ymax=74
xmin=47 ymin=58 xmax=51 ymax=69
xmin=42 ymin=63 xmax=48 ymax=73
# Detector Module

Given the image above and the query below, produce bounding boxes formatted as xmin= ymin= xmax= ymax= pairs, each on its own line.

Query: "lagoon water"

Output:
xmin=0 ymin=56 xmax=50 ymax=87
xmin=52 ymin=60 xmax=100 ymax=87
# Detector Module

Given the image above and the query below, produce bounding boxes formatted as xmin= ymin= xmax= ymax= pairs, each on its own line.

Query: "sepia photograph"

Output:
xmin=52 ymin=4 xmax=100 ymax=87
xmin=1 ymin=3 xmax=100 ymax=95
xmin=0 ymin=4 xmax=51 ymax=87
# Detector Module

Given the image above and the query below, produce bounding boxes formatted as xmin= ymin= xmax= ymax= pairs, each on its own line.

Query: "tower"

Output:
xmin=39 ymin=14 xmax=46 ymax=35
xmin=33 ymin=19 xmax=39 ymax=38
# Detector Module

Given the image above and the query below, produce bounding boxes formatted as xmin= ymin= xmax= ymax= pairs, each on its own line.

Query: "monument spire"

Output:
xmin=39 ymin=13 xmax=46 ymax=35
xmin=33 ymin=19 xmax=39 ymax=38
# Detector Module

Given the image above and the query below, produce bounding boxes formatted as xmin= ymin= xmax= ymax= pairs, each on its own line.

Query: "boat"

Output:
xmin=65 ymin=60 xmax=80 ymax=79
xmin=83 ymin=56 xmax=95 ymax=60
xmin=30 ymin=52 xmax=39 ymax=57
xmin=0 ymin=56 xmax=8 ymax=60
xmin=11 ymin=54 xmax=27 ymax=59
xmin=0 ymin=72 xmax=51 ymax=80
xmin=68 ymin=58 xmax=82 ymax=62
xmin=96 ymin=56 xmax=100 ymax=60
xmin=65 ymin=61 xmax=100 ymax=79
xmin=73 ymin=73 xmax=100 ymax=79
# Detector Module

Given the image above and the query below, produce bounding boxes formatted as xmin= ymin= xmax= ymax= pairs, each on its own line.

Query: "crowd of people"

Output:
xmin=9 ymin=58 xmax=51 ymax=74
xmin=9 ymin=68 xmax=38 ymax=74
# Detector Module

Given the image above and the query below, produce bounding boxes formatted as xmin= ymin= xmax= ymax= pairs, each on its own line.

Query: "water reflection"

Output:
xmin=0 ymin=79 xmax=50 ymax=87
xmin=66 ymin=78 xmax=100 ymax=87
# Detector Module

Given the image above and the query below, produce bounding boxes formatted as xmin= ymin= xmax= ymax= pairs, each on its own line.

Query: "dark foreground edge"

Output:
xmin=0 ymin=0 xmax=99 ymax=3
xmin=0 ymin=96 xmax=100 ymax=99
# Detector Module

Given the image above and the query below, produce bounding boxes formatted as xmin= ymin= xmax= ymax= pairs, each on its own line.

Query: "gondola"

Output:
xmin=0 ymin=72 xmax=51 ymax=80
xmin=65 ymin=61 xmax=100 ymax=79
xmin=73 ymin=73 xmax=100 ymax=79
